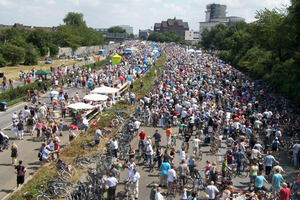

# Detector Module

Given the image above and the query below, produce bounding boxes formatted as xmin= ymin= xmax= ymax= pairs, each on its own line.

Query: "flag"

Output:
xmin=131 ymin=53 xmax=133 ymax=70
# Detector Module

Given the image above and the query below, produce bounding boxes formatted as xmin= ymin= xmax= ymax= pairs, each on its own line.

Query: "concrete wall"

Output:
xmin=58 ymin=43 xmax=120 ymax=56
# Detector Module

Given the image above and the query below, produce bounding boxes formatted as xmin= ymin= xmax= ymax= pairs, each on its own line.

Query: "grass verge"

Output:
xmin=8 ymin=55 xmax=166 ymax=200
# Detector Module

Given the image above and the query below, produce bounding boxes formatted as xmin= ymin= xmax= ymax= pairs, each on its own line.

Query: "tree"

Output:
xmin=24 ymin=43 xmax=38 ymax=65
xmin=0 ymin=54 xmax=6 ymax=67
xmin=63 ymin=12 xmax=86 ymax=27
xmin=27 ymin=28 xmax=50 ymax=56
xmin=1 ymin=43 xmax=25 ymax=65
xmin=49 ymin=44 xmax=59 ymax=57
xmin=107 ymin=26 xmax=126 ymax=33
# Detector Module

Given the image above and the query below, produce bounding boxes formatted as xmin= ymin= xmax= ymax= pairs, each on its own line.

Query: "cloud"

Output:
xmin=0 ymin=0 xmax=16 ymax=8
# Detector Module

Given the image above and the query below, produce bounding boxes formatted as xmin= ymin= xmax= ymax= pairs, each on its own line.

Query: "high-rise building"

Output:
xmin=117 ymin=25 xmax=133 ymax=35
xmin=199 ymin=4 xmax=244 ymax=41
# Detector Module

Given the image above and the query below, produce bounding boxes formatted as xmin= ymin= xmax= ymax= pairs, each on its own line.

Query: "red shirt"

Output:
xmin=279 ymin=188 xmax=290 ymax=200
xmin=139 ymin=131 xmax=146 ymax=140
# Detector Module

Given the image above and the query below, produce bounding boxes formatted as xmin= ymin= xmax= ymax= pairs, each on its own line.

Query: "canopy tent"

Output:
xmin=35 ymin=69 xmax=52 ymax=75
xmin=112 ymin=54 xmax=122 ymax=65
xmin=67 ymin=102 xmax=95 ymax=110
xmin=91 ymin=86 xmax=119 ymax=101
xmin=83 ymin=94 xmax=108 ymax=101
xmin=152 ymin=50 xmax=159 ymax=53
xmin=187 ymin=49 xmax=195 ymax=53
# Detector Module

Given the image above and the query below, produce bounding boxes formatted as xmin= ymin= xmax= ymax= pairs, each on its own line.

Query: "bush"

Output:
xmin=0 ymin=54 xmax=7 ymax=67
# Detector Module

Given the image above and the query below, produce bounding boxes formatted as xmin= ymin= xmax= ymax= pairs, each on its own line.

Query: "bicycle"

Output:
xmin=36 ymin=184 xmax=69 ymax=200
xmin=112 ymin=114 xmax=125 ymax=127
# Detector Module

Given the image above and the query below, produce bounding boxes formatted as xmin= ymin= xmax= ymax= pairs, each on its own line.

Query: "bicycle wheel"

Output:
xmin=185 ymin=178 xmax=194 ymax=189
xmin=54 ymin=187 xmax=69 ymax=198
xmin=36 ymin=195 xmax=50 ymax=200
xmin=112 ymin=119 xmax=119 ymax=127
xmin=61 ymin=171 xmax=72 ymax=181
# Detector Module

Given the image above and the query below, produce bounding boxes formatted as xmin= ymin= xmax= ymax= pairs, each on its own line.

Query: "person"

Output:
xmin=79 ymin=118 xmax=89 ymax=137
xmin=209 ymin=162 xmax=218 ymax=184
xmin=221 ymin=156 xmax=231 ymax=181
xmin=152 ymin=130 xmax=161 ymax=150
xmin=271 ymin=137 xmax=280 ymax=156
xmin=169 ymin=147 xmax=176 ymax=164
xmin=205 ymin=181 xmax=219 ymax=200
xmin=178 ymin=160 xmax=188 ymax=185
xmin=188 ymin=155 xmax=195 ymax=173
xmin=167 ymin=164 xmax=176 ymax=194
xmin=69 ymin=124 xmax=78 ymax=142
xmin=27 ymin=115 xmax=35 ymax=136
xmin=145 ymin=141 xmax=153 ymax=166
xmin=111 ymin=138 xmax=118 ymax=158
xmin=179 ymin=147 xmax=186 ymax=163
xmin=125 ymin=158 xmax=136 ymax=180
xmin=160 ymin=158 xmax=171 ymax=187
xmin=156 ymin=145 xmax=163 ymax=168
xmin=94 ymin=128 xmax=105 ymax=150
xmin=11 ymin=141 xmax=18 ymax=165
xmin=272 ymin=168 xmax=283 ymax=198
xmin=138 ymin=130 xmax=146 ymax=149
xmin=17 ymin=120 xmax=24 ymax=140
xmin=13 ymin=160 xmax=26 ymax=188
xmin=221 ymin=186 xmax=232 ymax=200
xmin=235 ymin=148 xmax=244 ymax=174
xmin=264 ymin=152 xmax=276 ymax=178
xmin=188 ymin=191 xmax=197 ymax=200
xmin=179 ymin=185 xmax=192 ymax=200
xmin=155 ymin=187 xmax=164 ymax=200
xmin=166 ymin=126 xmax=172 ymax=147
xmin=129 ymin=146 xmax=135 ymax=160
xmin=254 ymin=171 xmax=268 ymax=192
xmin=293 ymin=140 xmax=300 ymax=167
xmin=205 ymin=161 xmax=211 ymax=182
xmin=134 ymin=120 xmax=141 ymax=134
xmin=103 ymin=171 xmax=118 ymax=200
xmin=192 ymin=136 xmax=201 ymax=155
xmin=249 ymin=161 xmax=258 ymax=190
xmin=129 ymin=168 xmax=140 ymax=199
xmin=271 ymin=161 xmax=285 ymax=175
xmin=54 ymin=139 xmax=60 ymax=159
xmin=279 ymin=182 xmax=291 ymax=200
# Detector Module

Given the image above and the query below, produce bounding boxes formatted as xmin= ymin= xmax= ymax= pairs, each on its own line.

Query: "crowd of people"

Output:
xmin=1 ymin=41 xmax=300 ymax=199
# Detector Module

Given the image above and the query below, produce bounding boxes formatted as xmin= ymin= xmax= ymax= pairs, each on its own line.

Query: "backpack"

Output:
xmin=272 ymin=141 xmax=278 ymax=149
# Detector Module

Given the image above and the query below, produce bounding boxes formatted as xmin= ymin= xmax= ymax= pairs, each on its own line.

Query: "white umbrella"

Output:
xmin=67 ymin=103 xmax=95 ymax=110
xmin=51 ymin=91 xmax=59 ymax=95
xmin=153 ymin=50 xmax=159 ymax=53
xmin=83 ymin=94 xmax=108 ymax=101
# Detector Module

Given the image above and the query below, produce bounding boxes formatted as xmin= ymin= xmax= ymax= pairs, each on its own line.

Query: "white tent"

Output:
xmin=152 ymin=50 xmax=159 ymax=53
xmin=187 ymin=49 xmax=195 ymax=54
xmin=91 ymin=86 xmax=119 ymax=101
xmin=67 ymin=103 xmax=95 ymax=110
xmin=91 ymin=86 xmax=119 ymax=94
xmin=83 ymin=94 xmax=108 ymax=101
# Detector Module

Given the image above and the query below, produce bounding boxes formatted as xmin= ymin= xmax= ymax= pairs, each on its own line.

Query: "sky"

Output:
xmin=0 ymin=0 xmax=291 ymax=34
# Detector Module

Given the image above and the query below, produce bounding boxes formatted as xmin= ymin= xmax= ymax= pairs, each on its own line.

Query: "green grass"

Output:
xmin=7 ymin=54 xmax=166 ymax=200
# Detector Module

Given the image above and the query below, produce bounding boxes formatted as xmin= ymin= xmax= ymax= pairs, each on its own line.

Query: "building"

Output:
xmin=117 ymin=25 xmax=133 ymax=35
xmin=185 ymin=30 xmax=199 ymax=44
xmin=154 ymin=17 xmax=189 ymax=37
xmin=139 ymin=29 xmax=153 ymax=38
xmin=199 ymin=4 xmax=245 ymax=41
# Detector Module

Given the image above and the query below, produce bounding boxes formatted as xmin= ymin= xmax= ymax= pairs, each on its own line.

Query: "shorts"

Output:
xmin=167 ymin=137 xmax=171 ymax=144
xmin=193 ymin=147 xmax=198 ymax=152
xmin=17 ymin=130 xmax=24 ymax=136
xmin=272 ymin=147 xmax=278 ymax=152
xmin=95 ymin=140 xmax=100 ymax=145
xmin=168 ymin=181 xmax=173 ymax=188
xmin=272 ymin=186 xmax=280 ymax=193
xmin=134 ymin=128 xmax=139 ymax=132
xmin=222 ymin=171 xmax=226 ymax=178
xmin=250 ymin=175 xmax=257 ymax=183
xmin=17 ymin=176 xmax=25 ymax=184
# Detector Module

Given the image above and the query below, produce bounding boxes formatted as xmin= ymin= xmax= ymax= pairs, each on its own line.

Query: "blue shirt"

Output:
xmin=160 ymin=162 xmax=171 ymax=175
xmin=272 ymin=174 xmax=283 ymax=187
xmin=264 ymin=155 xmax=275 ymax=166
xmin=255 ymin=176 xmax=266 ymax=188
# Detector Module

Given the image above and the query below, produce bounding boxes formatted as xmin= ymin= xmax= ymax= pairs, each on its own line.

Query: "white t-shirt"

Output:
xmin=155 ymin=192 xmax=164 ymax=200
xmin=179 ymin=149 xmax=186 ymax=161
xmin=167 ymin=169 xmax=176 ymax=182
xmin=193 ymin=138 xmax=201 ymax=148
xmin=134 ymin=121 xmax=141 ymax=129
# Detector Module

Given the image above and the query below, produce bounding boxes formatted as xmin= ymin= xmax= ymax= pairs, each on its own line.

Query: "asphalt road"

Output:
xmin=0 ymin=86 xmax=90 ymax=200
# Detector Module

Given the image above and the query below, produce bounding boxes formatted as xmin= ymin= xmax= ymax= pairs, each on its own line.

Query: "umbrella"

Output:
xmin=51 ymin=91 xmax=59 ymax=95
xmin=119 ymin=77 xmax=124 ymax=82
xmin=83 ymin=94 xmax=108 ymax=101
xmin=57 ymin=71 xmax=62 ymax=74
xmin=67 ymin=103 xmax=95 ymax=110
xmin=143 ymin=60 xmax=147 ymax=64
